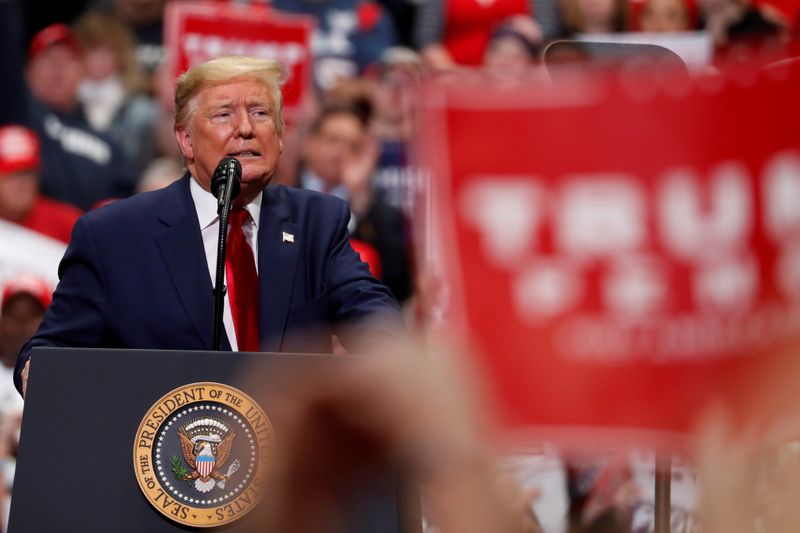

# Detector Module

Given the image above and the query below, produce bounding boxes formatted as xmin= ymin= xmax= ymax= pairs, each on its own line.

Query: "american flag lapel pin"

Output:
xmin=282 ymin=231 xmax=295 ymax=243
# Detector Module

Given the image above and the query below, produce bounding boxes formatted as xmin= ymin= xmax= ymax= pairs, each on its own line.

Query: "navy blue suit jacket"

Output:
xmin=14 ymin=175 xmax=403 ymax=393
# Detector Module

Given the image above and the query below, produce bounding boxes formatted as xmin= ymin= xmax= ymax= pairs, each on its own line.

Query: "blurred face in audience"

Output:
xmin=0 ymin=295 xmax=45 ymax=368
xmin=0 ymin=171 xmax=37 ymax=222
xmin=641 ymin=0 xmax=690 ymax=32
xmin=84 ymin=45 xmax=119 ymax=81
xmin=304 ymin=112 xmax=365 ymax=187
xmin=484 ymin=36 xmax=535 ymax=76
xmin=26 ymin=44 xmax=84 ymax=112
xmin=577 ymin=0 xmax=618 ymax=31
xmin=374 ymin=64 xmax=419 ymax=132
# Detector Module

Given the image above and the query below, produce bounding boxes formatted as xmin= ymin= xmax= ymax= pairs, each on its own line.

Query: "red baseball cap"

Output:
xmin=1 ymin=273 xmax=52 ymax=311
xmin=0 ymin=125 xmax=40 ymax=175
xmin=28 ymin=23 xmax=82 ymax=61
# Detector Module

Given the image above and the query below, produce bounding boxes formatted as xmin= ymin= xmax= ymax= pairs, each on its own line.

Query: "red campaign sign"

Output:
xmin=164 ymin=1 xmax=314 ymax=119
xmin=417 ymin=66 xmax=800 ymax=444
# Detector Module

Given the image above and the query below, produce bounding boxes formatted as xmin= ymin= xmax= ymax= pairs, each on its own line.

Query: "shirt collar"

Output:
xmin=189 ymin=176 xmax=262 ymax=230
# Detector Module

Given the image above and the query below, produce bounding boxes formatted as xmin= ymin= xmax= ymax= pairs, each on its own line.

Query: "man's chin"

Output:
xmin=235 ymin=175 xmax=272 ymax=205
xmin=240 ymin=170 xmax=271 ymax=187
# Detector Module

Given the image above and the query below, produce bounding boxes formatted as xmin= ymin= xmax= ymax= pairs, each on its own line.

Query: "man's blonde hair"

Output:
xmin=174 ymin=56 xmax=286 ymax=135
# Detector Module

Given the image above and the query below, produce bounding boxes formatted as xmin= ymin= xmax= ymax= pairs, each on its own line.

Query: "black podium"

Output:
xmin=9 ymin=347 xmax=416 ymax=532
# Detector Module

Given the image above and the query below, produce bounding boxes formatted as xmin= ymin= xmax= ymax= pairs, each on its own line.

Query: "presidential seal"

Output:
xmin=133 ymin=382 xmax=274 ymax=527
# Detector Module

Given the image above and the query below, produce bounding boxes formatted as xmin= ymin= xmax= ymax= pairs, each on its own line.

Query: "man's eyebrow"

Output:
xmin=246 ymin=99 xmax=271 ymax=108
xmin=209 ymin=100 xmax=235 ymax=110
xmin=207 ymin=99 xmax=269 ymax=110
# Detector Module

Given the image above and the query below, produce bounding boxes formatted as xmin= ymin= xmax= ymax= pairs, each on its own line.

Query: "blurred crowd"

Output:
xmin=0 ymin=0 xmax=799 ymax=530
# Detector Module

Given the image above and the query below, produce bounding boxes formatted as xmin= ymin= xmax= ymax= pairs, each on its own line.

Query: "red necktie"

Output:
xmin=226 ymin=207 xmax=260 ymax=352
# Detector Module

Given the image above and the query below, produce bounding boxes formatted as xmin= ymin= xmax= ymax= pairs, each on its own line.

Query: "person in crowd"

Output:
xmin=0 ymin=273 xmax=52 ymax=529
xmin=0 ymin=274 xmax=49 ymax=416
xmin=300 ymin=96 xmax=413 ymax=304
xmin=24 ymin=23 xmax=138 ymax=211
xmin=0 ymin=273 xmax=51 ymax=500
xmin=483 ymin=17 xmax=545 ymax=78
xmin=560 ymin=0 xmax=629 ymax=35
xmin=369 ymin=47 xmax=422 ymax=213
xmin=74 ymin=9 xmax=159 ymax=175
xmin=414 ymin=0 xmax=557 ymax=70
xmin=0 ymin=125 xmax=81 ymax=244
xmin=272 ymin=0 xmax=399 ymax=91
xmin=637 ymin=0 xmax=695 ymax=31
xmin=14 ymin=55 xmax=405 ymax=397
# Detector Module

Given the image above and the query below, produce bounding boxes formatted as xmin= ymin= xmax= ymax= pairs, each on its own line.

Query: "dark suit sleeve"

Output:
xmin=324 ymin=199 xmax=407 ymax=349
xmin=14 ymin=216 xmax=108 ymax=394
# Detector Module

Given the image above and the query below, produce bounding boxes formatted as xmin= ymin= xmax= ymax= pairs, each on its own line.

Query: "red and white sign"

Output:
xmin=165 ymin=1 xmax=314 ymax=120
xmin=417 ymin=66 xmax=800 ymax=444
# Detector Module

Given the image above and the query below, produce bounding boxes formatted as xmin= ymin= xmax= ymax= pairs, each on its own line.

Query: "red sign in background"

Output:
xmin=164 ymin=1 xmax=314 ymax=120
xmin=417 ymin=66 xmax=800 ymax=445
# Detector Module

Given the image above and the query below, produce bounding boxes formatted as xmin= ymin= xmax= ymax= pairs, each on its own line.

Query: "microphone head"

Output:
xmin=210 ymin=157 xmax=242 ymax=200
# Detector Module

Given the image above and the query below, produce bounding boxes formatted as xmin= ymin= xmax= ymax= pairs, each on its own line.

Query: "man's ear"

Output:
xmin=175 ymin=126 xmax=194 ymax=161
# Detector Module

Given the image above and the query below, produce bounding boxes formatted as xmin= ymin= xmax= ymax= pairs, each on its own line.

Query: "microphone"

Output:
xmin=210 ymin=156 xmax=242 ymax=213
xmin=210 ymin=156 xmax=242 ymax=350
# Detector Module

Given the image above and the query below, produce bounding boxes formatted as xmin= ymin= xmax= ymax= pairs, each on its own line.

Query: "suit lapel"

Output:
xmin=155 ymin=175 xmax=219 ymax=350
xmin=259 ymin=186 xmax=300 ymax=352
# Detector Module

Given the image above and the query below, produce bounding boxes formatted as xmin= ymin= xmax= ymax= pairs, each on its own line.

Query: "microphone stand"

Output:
xmin=212 ymin=175 xmax=237 ymax=351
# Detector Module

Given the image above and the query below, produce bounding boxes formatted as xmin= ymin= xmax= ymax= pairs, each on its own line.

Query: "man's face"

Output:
xmin=0 ymin=171 xmax=38 ymax=222
xmin=176 ymin=77 xmax=283 ymax=206
xmin=0 ymin=295 xmax=45 ymax=367
xmin=304 ymin=113 xmax=365 ymax=187
xmin=26 ymin=44 xmax=84 ymax=112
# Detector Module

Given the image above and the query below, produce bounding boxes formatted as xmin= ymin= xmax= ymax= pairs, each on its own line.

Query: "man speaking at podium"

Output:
xmin=14 ymin=56 xmax=404 ymax=396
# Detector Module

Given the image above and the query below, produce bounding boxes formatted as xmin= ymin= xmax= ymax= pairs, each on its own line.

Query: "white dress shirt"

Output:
xmin=190 ymin=178 xmax=261 ymax=351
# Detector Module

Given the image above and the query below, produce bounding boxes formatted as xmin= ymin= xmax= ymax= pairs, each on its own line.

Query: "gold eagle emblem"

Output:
xmin=175 ymin=418 xmax=239 ymax=493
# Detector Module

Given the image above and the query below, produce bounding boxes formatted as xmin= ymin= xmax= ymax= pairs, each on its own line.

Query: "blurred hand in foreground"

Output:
xmin=252 ymin=338 xmax=542 ymax=533
xmin=695 ymin=406 xmax=800 ymax=533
